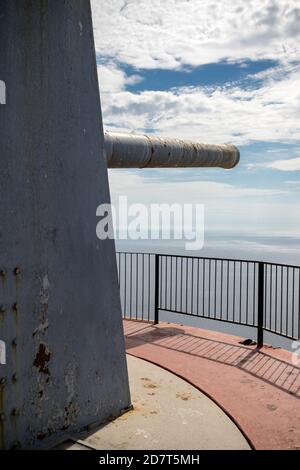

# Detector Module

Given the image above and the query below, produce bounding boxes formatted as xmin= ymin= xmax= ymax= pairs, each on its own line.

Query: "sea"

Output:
xmin=116 ymin=233 xmax=300 ymax=352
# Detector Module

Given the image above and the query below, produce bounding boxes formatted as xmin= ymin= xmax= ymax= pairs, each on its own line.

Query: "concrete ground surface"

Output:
xmin=57 ymin=355 xmax=250 ymax=450
xmin=124 ymin=320 xmax=300 ymax=450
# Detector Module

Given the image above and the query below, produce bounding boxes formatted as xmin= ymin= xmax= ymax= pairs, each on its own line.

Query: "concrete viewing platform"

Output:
xmin=57 ymin=355 xmax=249 ymax=450
xmin=124 ymin=320 xmax=300 ymax=450
xmin=56 ymin=320 xmax=300 ymax=451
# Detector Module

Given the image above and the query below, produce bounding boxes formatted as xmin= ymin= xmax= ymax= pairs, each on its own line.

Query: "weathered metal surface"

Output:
xmin=0 ymin=0 xmax=130 ymax=449
xmin=105 ymin=131 xmax=240 ymax=169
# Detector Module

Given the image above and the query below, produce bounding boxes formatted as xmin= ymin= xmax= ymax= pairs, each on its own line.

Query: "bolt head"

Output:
xmin=0 ymin=377 xmax=6 ymax=386
xmin=14 ymin=267 xmax=21 ymax=276
xmin=0 ymin=413 xmax=5 ymax=422
xmin=0 ymin=269 xmax=6 ymax=277
xmin=11 ymin=408 xmax=19 ymax=417
xmin=12 ymin=374 xmax=17 ymax=383
xmin=11 ymin=441 xmax=21 ymax=450
xmin=0 ymin=305 xmax=6 ymax=313
xmin=12 ymin=338 xmax=17 ymax=347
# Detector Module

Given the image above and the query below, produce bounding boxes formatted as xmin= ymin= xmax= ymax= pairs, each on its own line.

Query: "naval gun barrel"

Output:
xmin=104 ymin=131 xmax=240 ymax=169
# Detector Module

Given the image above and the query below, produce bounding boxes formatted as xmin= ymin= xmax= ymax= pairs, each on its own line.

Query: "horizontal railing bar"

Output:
xmin=157 ymin=308 xmax=256 ymax=328
xmin=117 ymin=251 xmax=300 ymax=344
xmin=264 ymin=327 xmax=297 ymax=342
xmin=116 ymin=251 xmax=300 ymax=270
xmin=150 ymin=309 xmax=299 ymax=341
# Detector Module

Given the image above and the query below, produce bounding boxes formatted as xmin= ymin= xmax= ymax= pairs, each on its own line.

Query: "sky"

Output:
xmin=90 ymin=0 xmax=300 ymax=258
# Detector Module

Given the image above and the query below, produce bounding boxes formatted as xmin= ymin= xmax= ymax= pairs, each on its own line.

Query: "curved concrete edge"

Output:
xmin=54 ymin=354 xmax=250 ymax=450
xmin=124 ymin=320 xmax=300 ymax=450
xmin=126 ymin=352 xmax=254 ymax=450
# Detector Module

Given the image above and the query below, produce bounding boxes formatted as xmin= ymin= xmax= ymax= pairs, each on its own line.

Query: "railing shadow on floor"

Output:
xmin=124 ymin=320 xmax=300 ymax=399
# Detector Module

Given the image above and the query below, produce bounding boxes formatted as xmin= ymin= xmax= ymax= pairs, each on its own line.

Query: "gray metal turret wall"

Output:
xmin=0 ymin=0 xmax=131 ymax=449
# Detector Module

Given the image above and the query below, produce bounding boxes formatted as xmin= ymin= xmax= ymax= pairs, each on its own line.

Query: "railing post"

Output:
xmin=257 ymin=262 xmax=264 ymax=348
xmin=154 ymin=254 xmax=160 ymax=325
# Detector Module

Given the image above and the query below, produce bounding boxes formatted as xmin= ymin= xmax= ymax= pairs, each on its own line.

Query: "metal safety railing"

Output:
xmin=116 ymin=252 xmax=300 ymax=347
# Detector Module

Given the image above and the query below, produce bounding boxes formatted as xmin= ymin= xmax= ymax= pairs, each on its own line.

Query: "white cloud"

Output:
xmin=99 ymin=63 xmax=300 ymax=145
xmin=91 ymin=0 xmax=300 ymax=70
xmin=97 ymin=63 xmax=142 ymax=93
xmin=90 ymin=1 xmax=300 ymax=239
xmin=266 ymin=157 xmax=300 ymax=171
xmin=249 ymin=156 xmax=300 ymax=171
xmin=91 ymin=1 xmax=300 ymax=146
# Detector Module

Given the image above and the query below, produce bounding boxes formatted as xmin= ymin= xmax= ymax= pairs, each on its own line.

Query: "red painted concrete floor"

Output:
xmin=123 ymin=320 xmax=300 ymax=450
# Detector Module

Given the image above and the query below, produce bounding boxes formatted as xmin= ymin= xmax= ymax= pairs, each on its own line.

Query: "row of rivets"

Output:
xmin=0 ymin=304 xmax=18 ymax=314
xmin=0 ymin=377 xmax=6 ymax=386
xmin=0 ymin=372 xmax=18 ymax=386
xmin=0 ymin=409 xmax=20 ymax=420
xmin=0 ymin=267 xmax=21 ymax=449
xmin=0 ymin=267 xmax=21 ymax=277
xmin=1 ymin=267 xmax=21 ymax=316
xmin=0 ymin=373 xmax=19 ymax=424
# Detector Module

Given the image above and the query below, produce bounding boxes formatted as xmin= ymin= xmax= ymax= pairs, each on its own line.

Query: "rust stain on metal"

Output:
xmin=0 ymin=269 xmax=6 ymax=288
xmin=14 ymin=268 xmax=21 ymax=304
xmin=11 ymin=408 xmax=19 ymax=417
xmin=63 ymin=401 xmax=79 ymax=427
xmin=12 ymin=303 xmax=18 ymax=313
xmin=10 ymin=441 xmax=21 ymax=450
xmin=33 ymin=343 xmax=51 ymax=375
xmin=37 ymin=431 xmax=47 ymax=441
xmin=14 ymin=267 xmax=21 ymax=276
xmin=11 ymin=303 xmax=19 ymax=328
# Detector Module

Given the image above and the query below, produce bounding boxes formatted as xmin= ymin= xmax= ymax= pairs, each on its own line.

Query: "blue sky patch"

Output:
xmin=121 ymin=59 xmax=279 ymax=92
